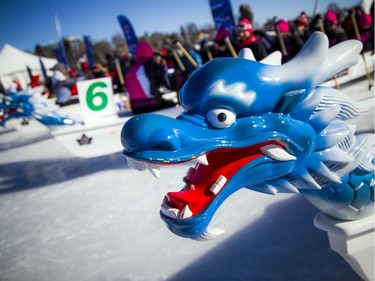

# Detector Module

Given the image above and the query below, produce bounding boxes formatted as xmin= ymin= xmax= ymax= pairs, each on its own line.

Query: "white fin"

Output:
xmin=272 ymin=179 xmax=300 ymax=193
xmin=248 ymin=183 xmax=278 ymax=195
xmin=319 ymin=147 xmax=353 ymax=163
xmin=297 ymin=169 xmax=322 ymax=189
xmin=193 ymin=227 xmax=225 ymax=241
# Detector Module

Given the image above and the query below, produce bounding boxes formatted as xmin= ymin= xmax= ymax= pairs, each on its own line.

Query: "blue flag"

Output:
xmin=55 ymin=39 xmax=70 ymax=66
xmin=209 ymin=0 xmax=236 ymax=39
xmin=83 ymin=35 xmax=96 ymax=68
xmin=26 ymin=65 xmax=33 ymax=81
xmin=39 ymin=58 xmax=48 ymax=81
xmin=117 ymin=15 xmax=137 ymax=54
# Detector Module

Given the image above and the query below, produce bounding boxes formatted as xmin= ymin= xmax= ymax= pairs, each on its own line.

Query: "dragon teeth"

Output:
xmin=160 ymin=204 xmax=180 ymax=219
xmin=160 ymin=204 xmax=193 ymax=220
xmin=180 ymin=205 xmax=193 ymax=219
xmin=194 ymin=154 xmax=209 ymax=165
xmin=260 ymin=144 xmax=296 ymax=161
xmin=210 ymin=175 xmax=227 ymax=195
xmin=144 ymin=163 xmax=160 ymax=179
xmin=126 ymin=157 xmax=161 ymax=179
xmin=126 ymin=157 xmax=146 ymax=171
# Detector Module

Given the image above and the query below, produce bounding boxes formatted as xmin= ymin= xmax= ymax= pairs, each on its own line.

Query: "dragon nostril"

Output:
xmin=150 ymin=141 xmax=177 ymax=151
xmin=121 ymin=114 xmax=182 ymax=152
xmin=149 ymin=129 xmax=181 ymax=151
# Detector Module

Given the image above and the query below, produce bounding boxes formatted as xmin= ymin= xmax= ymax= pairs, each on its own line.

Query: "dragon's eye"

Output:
xmin=207 ymin=108 xmax=236 ymax=128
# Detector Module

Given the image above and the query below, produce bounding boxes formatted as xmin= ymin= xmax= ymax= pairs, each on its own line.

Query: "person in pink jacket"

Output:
xmin=125 ymin=42 xmax=177 ymax=114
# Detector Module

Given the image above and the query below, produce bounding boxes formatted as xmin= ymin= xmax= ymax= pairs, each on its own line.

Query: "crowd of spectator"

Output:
xmin=2 ymin=3 xmax=373 ymax=112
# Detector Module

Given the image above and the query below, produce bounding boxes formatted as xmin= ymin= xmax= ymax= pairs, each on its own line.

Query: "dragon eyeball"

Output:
xmin=207 ymin=108 xmax=236 ymax=128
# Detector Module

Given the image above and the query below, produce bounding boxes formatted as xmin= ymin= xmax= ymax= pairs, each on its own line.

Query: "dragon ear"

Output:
xmin=273 ymin=89 xmax=306 ymax=114
xmin=262 ymin=32 xmax=362 ymax=96
xmin=239 ymin=49 xmax=282 ymax=66
xmin=260 ymin=51 xmax=282 ymax=66
xmin=238 ymin=48 xmax=256 ymax=61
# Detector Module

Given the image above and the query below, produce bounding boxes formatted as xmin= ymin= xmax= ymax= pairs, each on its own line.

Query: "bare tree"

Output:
xmin=92 ymin=40 xmax=114 ymax=64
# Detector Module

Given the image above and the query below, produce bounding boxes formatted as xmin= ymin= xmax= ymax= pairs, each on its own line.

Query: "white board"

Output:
xmin=77 ymin=77 xmax=117 ymax=125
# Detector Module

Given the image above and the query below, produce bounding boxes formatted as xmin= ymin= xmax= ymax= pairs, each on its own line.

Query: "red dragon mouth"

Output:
xmin=160 ymin=141 xmax=281 ymax=220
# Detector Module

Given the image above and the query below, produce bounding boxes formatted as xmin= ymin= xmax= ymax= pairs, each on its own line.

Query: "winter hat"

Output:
xmin=277 ymin=19 xmax=290 ymax=33
xmin=52 ymin=63 xmax=67 ymax=72
xmin=237 ymin=18 xmax=253 ymax=33
xmin=359 ymin=13 xmax=372 ymax=28
xmin=325 ymin=9 xmax=338 ymax=25
xmin=295 ymin=12 xmax=308 ymax=27
xmin=135 ymin=41 xmax=154 ymax=62
xmin=214 ymin=27 xmax=230 ymax=42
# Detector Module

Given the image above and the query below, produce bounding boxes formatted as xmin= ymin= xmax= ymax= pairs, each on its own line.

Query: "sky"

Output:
xmin=0 ymin=0 xmax=363 ymax=52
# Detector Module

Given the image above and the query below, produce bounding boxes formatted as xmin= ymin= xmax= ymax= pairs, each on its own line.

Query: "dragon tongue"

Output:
xmin=163 ymin=143 xmax=279 ymax=221
xmin=165 ymin=147 xmax=264 ymax=217
xmin=165 ymin=163 xmax=221 ymax=216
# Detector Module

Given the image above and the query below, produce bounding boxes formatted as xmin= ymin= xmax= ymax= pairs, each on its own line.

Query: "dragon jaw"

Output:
xmin=122 ymin=111 xmax=313 ymax=240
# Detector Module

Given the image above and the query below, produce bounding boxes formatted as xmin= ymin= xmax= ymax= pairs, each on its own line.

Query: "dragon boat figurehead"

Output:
xmin=121 ymin=32 xmax=374 ymax=240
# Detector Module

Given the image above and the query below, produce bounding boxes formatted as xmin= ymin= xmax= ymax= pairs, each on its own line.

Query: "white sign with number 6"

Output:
xmin=77 ymin=77 xmax=117 ymax=125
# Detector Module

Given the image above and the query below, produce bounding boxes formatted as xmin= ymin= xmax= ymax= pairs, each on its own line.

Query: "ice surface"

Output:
xmin=0 ymin=79 xmax=372 ymax=281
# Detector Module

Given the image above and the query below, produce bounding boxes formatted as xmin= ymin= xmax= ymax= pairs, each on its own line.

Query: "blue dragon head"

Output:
xmin=0 ymin=93 xmax=34 ymax=125
xmin=121 ymin=32 xmax=374 ymax=240
xmin=0 ymin=92 xmax=75 ymax=126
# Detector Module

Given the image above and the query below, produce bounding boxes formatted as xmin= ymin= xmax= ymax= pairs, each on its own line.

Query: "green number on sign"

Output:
xmin=86 ymin=81 xmax=108 ymax=111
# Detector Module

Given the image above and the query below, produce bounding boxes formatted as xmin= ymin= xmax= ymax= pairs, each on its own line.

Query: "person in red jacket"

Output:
xmin=236 ymin=18 xmax=268 ymax=61
xmin=125 ymin=42 xmax=177 ymax=114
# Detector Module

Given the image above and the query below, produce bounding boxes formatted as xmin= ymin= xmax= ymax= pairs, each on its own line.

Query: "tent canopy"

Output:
xmin=0 ymin=44 xmax=58 ymax=90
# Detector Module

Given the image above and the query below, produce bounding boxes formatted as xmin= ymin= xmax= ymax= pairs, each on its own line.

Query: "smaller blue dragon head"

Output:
xmin=121 ymin=32 xmax=374 ymax=240
xmin=0 ymin=92 xmax=75 ymax=126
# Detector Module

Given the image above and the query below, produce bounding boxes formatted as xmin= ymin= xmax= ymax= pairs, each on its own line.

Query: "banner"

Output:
xmin=39 ymin=58 xmax=48 ymax=81
xmin=83 ymin=35 xmax=96 ymax=69
xmin=54 ymin=39 xmax=70 ymax=66
xmin=209 ymin=0 xmax=236 ymax=39
xmin=26 ymin=65 xmax=33 ymax=81
xmin=117 ymin=15 xmax=138 ymax=54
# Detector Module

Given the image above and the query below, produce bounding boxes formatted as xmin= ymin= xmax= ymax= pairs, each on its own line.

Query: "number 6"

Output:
xmin=86 ymin=81 xmax=108 ymax=111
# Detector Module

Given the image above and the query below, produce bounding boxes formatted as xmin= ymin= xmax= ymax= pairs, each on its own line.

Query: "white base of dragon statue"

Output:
xmin=315 ymin=212 xmax=374 ymax=281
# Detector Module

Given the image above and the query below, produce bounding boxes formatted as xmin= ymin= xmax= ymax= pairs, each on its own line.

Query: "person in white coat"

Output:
xmin=51 ymin=63 xmax=77 ymax=105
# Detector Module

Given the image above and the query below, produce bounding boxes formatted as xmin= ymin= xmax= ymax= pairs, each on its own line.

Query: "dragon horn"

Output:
xmin=260 ymin=51 xmax=282 ymax=66
xmin=266 ymin=32 xmax=363 ymax=93
xmin=323 ymin=39 xmax=363 ymax=80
